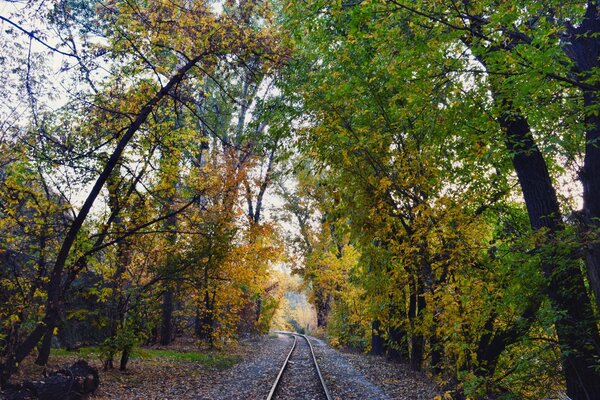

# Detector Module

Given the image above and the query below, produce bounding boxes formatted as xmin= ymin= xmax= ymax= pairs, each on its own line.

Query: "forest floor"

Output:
xmin=8 ymin=334 xmax=440 ymax=399
xmin=310 ymin=336 xmax=440 ymax=399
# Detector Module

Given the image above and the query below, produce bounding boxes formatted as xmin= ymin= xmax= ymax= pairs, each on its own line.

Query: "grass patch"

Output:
xmin=51 ymin=346 xmax=100 ymax=357
xmin=51 ymin=347 xmax=239 ymax=370
xmin=136 ymin=349 xmax=239 ymax=369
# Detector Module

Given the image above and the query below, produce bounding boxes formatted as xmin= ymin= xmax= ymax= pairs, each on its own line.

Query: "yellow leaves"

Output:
xmin=379 ymin=176 xmax=393 ymax=191
xmin=433 ymin=392 xmax=454 ymax=400
xmin=4 ymin=314 xmax=20 ymax=326
xmin=101 ymin=0 xmax=286 ymax=103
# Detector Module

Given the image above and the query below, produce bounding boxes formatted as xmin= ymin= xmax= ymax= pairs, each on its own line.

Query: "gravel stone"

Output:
xmin=272 ymin=334 xmax=327 ymax=400
xmin=205 ymin=333 xmax=439 ymax=400
xmin=307 ymin=336 xmax=389 ymax=400
xmin=201 ymin=334 xmax=293 ymax=400
xmin=325 ymin=344 xmax=441 ymax=399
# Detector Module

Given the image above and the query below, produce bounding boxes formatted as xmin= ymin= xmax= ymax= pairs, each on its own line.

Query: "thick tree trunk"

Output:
xmin=429 ymin=335 xmax=442 ymax=375
xmin=410 ymin=333 xmax=424 ymax=371
xmin=387 ymin=323 xmax=408 ymax=361
xmin=581 ymin=91 xmax=600 ymax=316
xmin=563 ymin=0 xmax=600 ymax=318
xmin=370 ymin=320 xmax=385 ymax=356
xmin=160 ymin=289 xmax=174 ymax=346
xmin=119 ymin=348 xmax=130 ymax=371
xmin=314 ymin=287 xmax=331 ymax=328
xmin=476 ymin=293 xmax=542 ymax=378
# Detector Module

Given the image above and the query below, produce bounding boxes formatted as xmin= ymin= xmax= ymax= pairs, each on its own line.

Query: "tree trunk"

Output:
xmin=370 ymin=320 xmax=385 ymax=356
xmin=562 ymin=0 xmax=600 ymax=316
xmin=159 ymin=180 xmax=178 ymax=346
xmin=160 ymin=289 xmax=174 ymax=346
xmin=314 ymin=287 xmax=331 ymax=328
xmin=429 ymin=335 xmax=442 ymax=376
xmin=194 ymin=308 xmax=203 ymax=338
xmin=255 ymin=295 xmax=262 ymax=327
xmin=410 ymin=333 xmax=424 ymax=371
xmin=119 ymin=348 xmax=130 ymax=371
xmin=476 ymin=293 xmax=542 ymax=378
xmin=103 ymin=357 xmax=113 ymax=371
xmin=34 ymin=326 xmax=54 ymax=366
xmin=198 ymin=290 xmax=215 ymax=346
xmin=408 ymin=278 xmax=426 ymax=371
xmin=581 ymin=91 xmax=600 ymax=316
xmin=387 ymin=323 xmax=408 ymax=361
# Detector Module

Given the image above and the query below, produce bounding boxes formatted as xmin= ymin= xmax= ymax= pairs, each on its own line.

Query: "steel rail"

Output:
xmin=267 ymin=331 xmax=332 ymax=400
xmin=299 ymin=333 xmax=333 ymax=400
xmin=265 ymin=333 xmax=297 ymax=400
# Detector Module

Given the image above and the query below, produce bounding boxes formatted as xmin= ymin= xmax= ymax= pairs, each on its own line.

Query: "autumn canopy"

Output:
xmin=1 ymin=1 xmax=600 ymax=399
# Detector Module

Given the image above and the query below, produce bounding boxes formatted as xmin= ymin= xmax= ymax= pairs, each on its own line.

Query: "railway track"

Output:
xmin=266 ymin=332 xmax=333 ymax=400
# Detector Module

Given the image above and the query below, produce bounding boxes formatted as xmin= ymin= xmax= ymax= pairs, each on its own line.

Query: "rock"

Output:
xmin=2 ymin=360 xmax=99 ymax=400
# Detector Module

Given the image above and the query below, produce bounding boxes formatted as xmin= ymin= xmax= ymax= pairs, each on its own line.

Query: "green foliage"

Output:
xmin=276 ymin=0 xmax=600 ymax=397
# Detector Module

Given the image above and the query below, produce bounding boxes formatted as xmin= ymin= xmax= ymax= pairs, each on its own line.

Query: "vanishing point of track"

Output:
xmin=266 ymin=332 xmax=332 ymax=400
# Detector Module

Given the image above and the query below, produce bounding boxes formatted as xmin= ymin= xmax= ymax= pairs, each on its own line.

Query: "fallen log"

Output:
xmin=1 ymin=360 xmax=99 ymax=400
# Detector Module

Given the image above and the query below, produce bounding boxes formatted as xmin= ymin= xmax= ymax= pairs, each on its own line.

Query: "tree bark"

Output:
xmin=580 ymin=58 xmax=600 ymax=321
xmin=34 ymin=326 xmax=54 ymax=366
xmin=408 ymin=277 xmax=426 ymax=371
xmin=429 ymin=335 xmax=442 ymax=376
xmin=160 ymin=289 xmax=174 ymax=346
xmin=370 ymin=319 xmax=386 ymax=356
xmin=158 ymin=154 xmax=180 ymax=346
xmin=387 ymin=323 xmax=408 ymax=361
xmin=197 ymin=290 xmax=215 ymax=346
xmin=314 ymin=287 xmax=331 ymax=328
xmin=476 ymin=292 xmax=542 ymax=378
xmin=119 ymin=348 xmax=130 ymax=371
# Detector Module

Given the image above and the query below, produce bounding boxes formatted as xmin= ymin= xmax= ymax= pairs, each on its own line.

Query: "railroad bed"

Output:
xmin=200 ymin=332 xmax=438 ymax=399
xmin=266 ymin=332 xmax=331 ymax=400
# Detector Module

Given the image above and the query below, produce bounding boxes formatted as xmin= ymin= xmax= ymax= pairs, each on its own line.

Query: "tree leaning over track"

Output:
xmin=0 ymin=0 xmax=285 ymax=385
